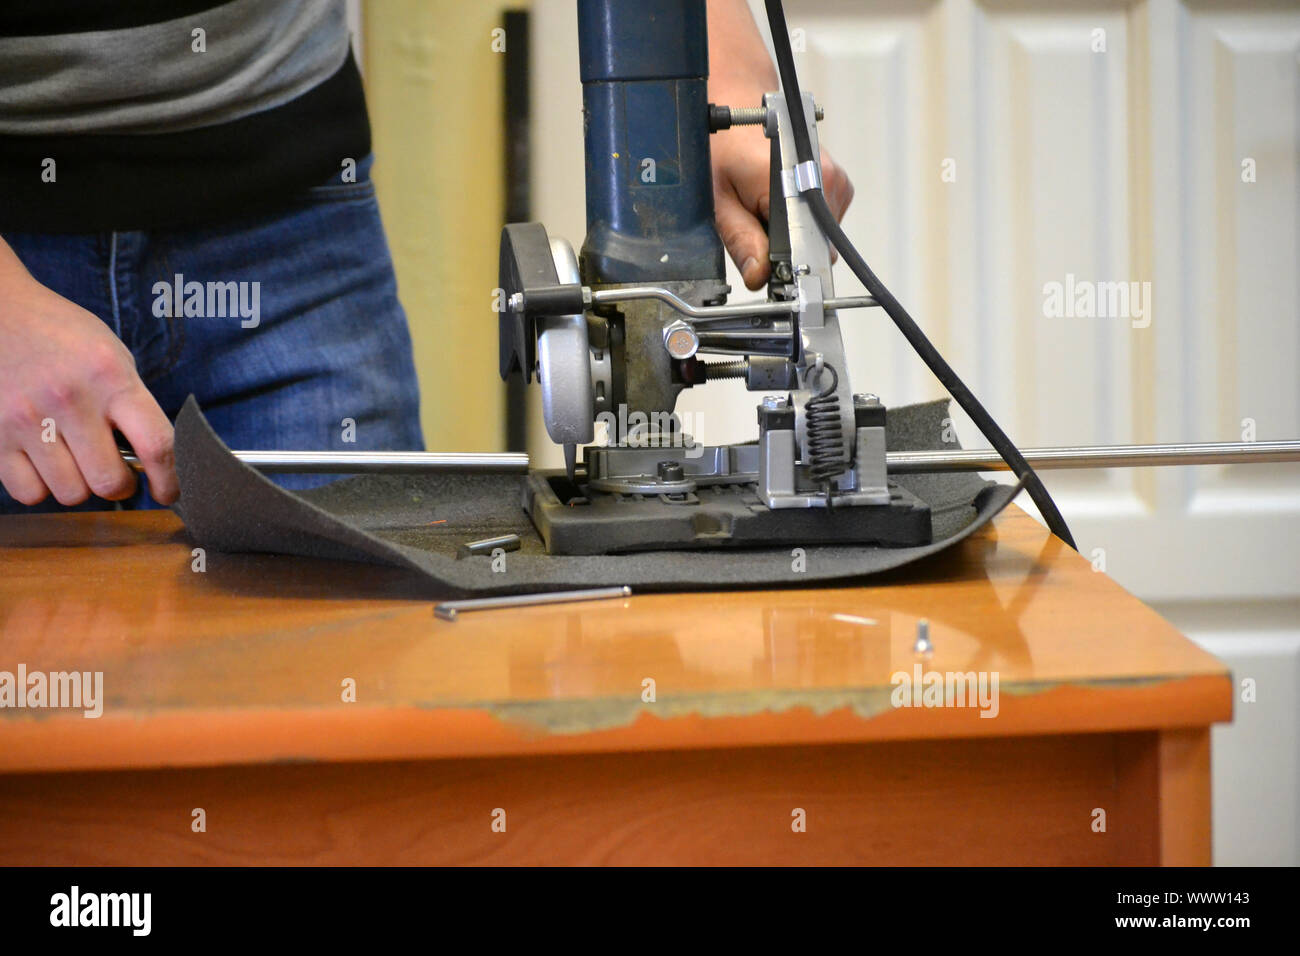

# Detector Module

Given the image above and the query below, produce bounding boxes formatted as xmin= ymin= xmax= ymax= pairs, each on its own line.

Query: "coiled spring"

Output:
xmin=805 ymin=363 xmax=847 ymax=501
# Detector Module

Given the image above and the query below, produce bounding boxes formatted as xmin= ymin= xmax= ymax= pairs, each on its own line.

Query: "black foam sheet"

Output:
xmin=173 ymin=396 xmax=1023 ymax=597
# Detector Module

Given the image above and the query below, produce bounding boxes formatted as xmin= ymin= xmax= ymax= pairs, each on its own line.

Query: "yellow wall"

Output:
xmin=362 ymin=1 xmax=518 ymax=452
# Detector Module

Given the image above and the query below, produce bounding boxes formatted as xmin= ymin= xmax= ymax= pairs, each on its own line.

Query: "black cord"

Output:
xmin=762 ymin=0 xmax=1076 ymax=549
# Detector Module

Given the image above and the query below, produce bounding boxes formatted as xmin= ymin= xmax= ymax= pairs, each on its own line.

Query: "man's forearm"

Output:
xmin=707 ymin=0 xmax=777 ymax=100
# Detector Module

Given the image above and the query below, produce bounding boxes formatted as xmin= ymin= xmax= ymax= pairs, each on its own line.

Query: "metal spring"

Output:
xmin=805 ymin=363 xmax=846 ymax=501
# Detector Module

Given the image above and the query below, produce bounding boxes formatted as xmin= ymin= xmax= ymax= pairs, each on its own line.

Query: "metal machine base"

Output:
xmin=523 ymin=471 xmax=932 ymax=556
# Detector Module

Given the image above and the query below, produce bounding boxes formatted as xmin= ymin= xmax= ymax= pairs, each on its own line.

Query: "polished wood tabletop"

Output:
xmin=0 ymin=504 xmax=1231 ymax=776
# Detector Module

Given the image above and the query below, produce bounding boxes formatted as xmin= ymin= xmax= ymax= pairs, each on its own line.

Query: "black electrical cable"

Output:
xmin=763 ymin=0 xmax=1076 ymax=549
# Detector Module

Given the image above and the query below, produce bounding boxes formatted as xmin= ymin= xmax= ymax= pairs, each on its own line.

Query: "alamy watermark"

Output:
xmin=152 ymin=273 xmax=260 ymax=328
xmin=50 ymin=886 xmax=150 ymax=936
xmin=0 ymin=664 xmax=103 ymax=718
xmin=890 ymin=664 xmax=1000 ymax=718
xmin=1042 ymin=273 xmax=1151 ymax=329
xmin=595 ymin=405 xmax=707 ymax=459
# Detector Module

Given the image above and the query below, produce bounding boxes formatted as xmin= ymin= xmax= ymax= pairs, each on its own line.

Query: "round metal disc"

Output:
xmin=536 ymin=238 xmax=595 ymax=446
xmin=587 ymin=475 xmax=698 ymax=495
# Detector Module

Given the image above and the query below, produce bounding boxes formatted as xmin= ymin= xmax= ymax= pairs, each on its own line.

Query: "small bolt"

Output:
xmin=774 ymin=262 xmax=794 ymax=283
xmin=914 ymin=619 xmax=933 ymax=656
xmin=662 ymin=320 xmax=699 ymax=360
xmin=657 ymin=460 xmax=685 ymax=483
xmin=794 ymin=264 xmax=812 ymax=276
xmin=762 ymin=395 xmax=788 ymax=410
xmin=508 ymin=292 xmax=525 ymax=312
xmin=853 ymin=393 xmax=880 ymax=405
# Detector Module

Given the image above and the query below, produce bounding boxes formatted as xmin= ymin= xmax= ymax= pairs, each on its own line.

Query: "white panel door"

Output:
xmin=529 ymin=0 xmax=1300 ymax=863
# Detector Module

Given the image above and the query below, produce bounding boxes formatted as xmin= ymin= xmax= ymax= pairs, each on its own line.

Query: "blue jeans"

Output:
xmin=0 ymin=155 xmax=423 ymax=513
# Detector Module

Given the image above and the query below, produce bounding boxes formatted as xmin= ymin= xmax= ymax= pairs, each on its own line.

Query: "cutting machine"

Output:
xmin=120 ymin=0 xmax=1300 ymax=558
xmin=499 ymin=0 xmax=931 ymax=554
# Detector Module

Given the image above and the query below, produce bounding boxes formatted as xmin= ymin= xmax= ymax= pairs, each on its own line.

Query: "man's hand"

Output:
xmin=707 ymin=0 xmax=855 ymax=291
xmin=713 ymin=135 xmax=854 ymax=290
xmin=0 ymin=240 xmax=177 ymax=507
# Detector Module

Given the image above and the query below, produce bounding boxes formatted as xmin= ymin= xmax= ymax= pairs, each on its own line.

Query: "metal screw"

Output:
xmin=853 ymin=393 xmax=880 ymax=405
xmin=914 ymin=619 xmax=933 ymax=656
xmin=762 ymin=395 xmax=789 ymax=410
xmin=508 ymin=292 xmax=525 ymax=313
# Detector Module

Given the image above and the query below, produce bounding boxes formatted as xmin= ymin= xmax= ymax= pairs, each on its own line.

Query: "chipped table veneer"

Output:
xmin=0 ymin=505 xmax=1231 ymax=864
xmin=0 ymin=505 xmax=1229 ymax=771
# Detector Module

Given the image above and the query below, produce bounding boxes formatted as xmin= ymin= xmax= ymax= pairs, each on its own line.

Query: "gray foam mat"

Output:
xmin=173 ymin=395 xmax=1024 ymax=597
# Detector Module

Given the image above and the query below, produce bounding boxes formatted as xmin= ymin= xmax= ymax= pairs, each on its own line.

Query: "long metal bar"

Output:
xmin=123 ymin=440 xmax=1299 ymax=475
xmin=121 ymin=450 xmax=530 ymax=474
xmin=886 ymin=440 xmax=1300 ymax=474
xmin=434 ymin=586 xmax=633 ymax=621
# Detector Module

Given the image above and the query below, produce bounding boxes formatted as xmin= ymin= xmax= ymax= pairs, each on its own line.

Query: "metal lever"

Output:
xmin=510 ymin=283 xmax=879 ymax=325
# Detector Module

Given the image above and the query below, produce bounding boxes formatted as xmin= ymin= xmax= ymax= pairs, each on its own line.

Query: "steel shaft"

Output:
xmin=886 ymin=440 xmax=1300 ymax=474
xmin=122 ymin=440 xmax=1300 ymax=475
xmin=122 ymin=450 xmax=530 ymax=474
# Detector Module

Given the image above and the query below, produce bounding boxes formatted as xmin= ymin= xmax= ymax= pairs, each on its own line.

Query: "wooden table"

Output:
xmin=0 ymin=505 xmax=1231 ymax=865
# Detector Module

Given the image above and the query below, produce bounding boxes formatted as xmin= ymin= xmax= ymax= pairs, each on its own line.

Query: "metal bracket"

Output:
xmin=780 ymin=159 xmax=823 ymax=197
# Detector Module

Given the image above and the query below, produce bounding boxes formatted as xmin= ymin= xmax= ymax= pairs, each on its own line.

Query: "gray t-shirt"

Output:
xmin=0 ymin=0 xmax=349 ymax=135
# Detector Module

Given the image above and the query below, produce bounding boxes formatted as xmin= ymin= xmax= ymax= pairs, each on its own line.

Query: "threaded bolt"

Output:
xmin=728 ymin=106 xmax=824 ymax=126
xmin=706 ymin=360 xmax=748 ymax=380
xmin=729 ymin=107 xmax=768 ymax=126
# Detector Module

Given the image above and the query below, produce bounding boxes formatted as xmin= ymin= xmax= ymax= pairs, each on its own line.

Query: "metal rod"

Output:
xmin=587 ymin=285 xmax=877 ymax=323
xmin=457 ymin=533 xmax=522 ymax=559
xmin=434 ymin=586 xmax=633 ymax=621
xmin=697 ymin=329 xmax=793 ymax=340
xmin=122 ymin=440 xmax=1300 ymax=476
xmin=695 ymin=345 xmax=793 ymax=357
xmin=121 ymin=449 xmax=530 ymax=475
xmin=825 ymin=295 xmax=878 ymax=311
xmin=886 ymin=440 xmax=1300 ymax=474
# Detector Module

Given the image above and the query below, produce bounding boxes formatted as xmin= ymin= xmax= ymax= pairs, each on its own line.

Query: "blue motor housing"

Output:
xmin=576 ymin=0 xmax=725 ymax=284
